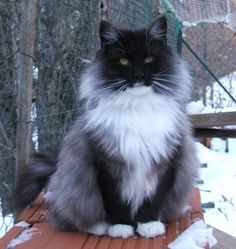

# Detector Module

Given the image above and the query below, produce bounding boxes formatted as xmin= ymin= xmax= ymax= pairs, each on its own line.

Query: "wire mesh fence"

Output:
xmin=161 ymin=0 xmax=236 ymax=105
xmin=0 ymin=0 xmax=19 ymax=236
xmin=0 ymin=0 xmax=236 ymax=238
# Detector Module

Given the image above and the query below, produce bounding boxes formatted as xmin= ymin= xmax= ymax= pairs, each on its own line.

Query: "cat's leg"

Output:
xmin=47 ymin=120 xmax=106 ymax=232
xmin=159 ymin=136 xmax=199 ymax=222
xmin=96 ymin=166 xmax=136 ymax=238
xmin=135 ymin=198 xmax=165 ymax=238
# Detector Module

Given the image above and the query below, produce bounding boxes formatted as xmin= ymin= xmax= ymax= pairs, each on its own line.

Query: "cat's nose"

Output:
xmin=134 ymin=69 xmax=144 ymax=81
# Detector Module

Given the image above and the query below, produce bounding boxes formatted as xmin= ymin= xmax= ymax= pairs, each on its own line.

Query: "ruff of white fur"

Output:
xmin=84 ymin=86 xmax=184 ymax=214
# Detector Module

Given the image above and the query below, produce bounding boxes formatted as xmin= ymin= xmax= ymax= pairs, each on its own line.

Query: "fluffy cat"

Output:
xmin=15 ymin=16 xmax=199 ymax=238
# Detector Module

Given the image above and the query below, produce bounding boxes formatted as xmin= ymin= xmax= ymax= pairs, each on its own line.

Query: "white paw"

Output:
xmin=136 ymin=221 xmax=165 ymax=238
xmin=108 ymin=224 xmax=134 ymax=238
xmin=87 ymin=222 xmax=109 ymax=236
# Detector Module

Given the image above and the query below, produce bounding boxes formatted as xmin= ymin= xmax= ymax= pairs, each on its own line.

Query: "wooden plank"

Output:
xmin=190 ymin=188 xmax=202 ymax=213
xmin=166 ymin=221 xmax=180 ymax=246
xmin=95 ymin=236 xmax=112 ymax=249
xmin=179 ymin=213 xmax=191 ymax=233
xmin=81 ymin=234 xmax=99 ymax=249
xmin=106 ymin=238 xmax=124 ymax=249
xmin=194 ymin=128 xmax=236 ymax=138
xmin=191 ymin=211 xmax=204 ymax=221
xmin=42 ymin=230 xmax=79 ymax=249
xmin=15 ymin=223 xmax=57 ymax=249
xmin=190 ymin=111 xmax=236 ymax=128
xmin=122 ymin=237 xmax=137 ymax=249
xmin=151 ymin=236 xmax=165 ymax=249
xmin=0 ymin=226 xmax=26 ymax=249
xmin=28 ymin=200 xmax=48 ymax=224
xmin=135 ymin=237 xmax=151 ymax=249
xmin=17 ymin=194 xmax=45 ymax=223
xmin=66 ymin=232 xmax=88 ymax=249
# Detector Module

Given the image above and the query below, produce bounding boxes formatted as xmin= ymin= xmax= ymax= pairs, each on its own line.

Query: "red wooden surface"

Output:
xmin=0 ymin=188 xmax=208 ymax=249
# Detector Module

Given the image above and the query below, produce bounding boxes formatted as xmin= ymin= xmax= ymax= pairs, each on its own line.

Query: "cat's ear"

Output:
xmin=148 ymin=15 xmax=167 ymax=41
xmin=99 ymin=20 xmax=119 ymax=45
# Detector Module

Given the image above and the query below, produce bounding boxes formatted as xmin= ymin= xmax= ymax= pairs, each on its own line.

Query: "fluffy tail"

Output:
xmin=15 ymin=149 xmax=58 ymax=213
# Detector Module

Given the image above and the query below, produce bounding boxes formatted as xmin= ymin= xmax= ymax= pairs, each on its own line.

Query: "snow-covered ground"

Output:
xmin=197 ymin=138 xmax=236 ymax=238
xmin=0 ymin=205 xmax=13 ymax=238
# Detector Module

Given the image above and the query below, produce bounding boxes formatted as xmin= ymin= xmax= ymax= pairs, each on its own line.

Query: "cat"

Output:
xmin=15 ymin=15 xmax=199 ymax=238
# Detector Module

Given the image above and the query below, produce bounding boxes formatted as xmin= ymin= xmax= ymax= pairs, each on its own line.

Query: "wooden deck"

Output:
xmin=191 ymin=111 xmax=236 ymax=138
xmin=0 ymin=188 xmax=209 ymax=249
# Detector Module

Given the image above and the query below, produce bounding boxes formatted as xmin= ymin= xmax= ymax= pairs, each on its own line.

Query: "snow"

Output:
xmin=205 ymin=72 xmax=236 ymax=111
xmin=168 ymin=220 xmax=217 ymax=249
xmin=188 ymin=72 xmax=236 ymax=239
xmin=6 ymin=227 xmax=40 ymax=248
xmin=14 ymin=221 xmax=30 ymax=228
xmin=197 ymin=138 xmax=236 ymax=238
xmin=187 ymin=100 xmax=205 ymax=115
xmin=0 ymin=207 xmax=13 ymax=238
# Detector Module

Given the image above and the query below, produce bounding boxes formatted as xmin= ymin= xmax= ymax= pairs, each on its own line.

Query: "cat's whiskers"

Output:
xmin=151 ymin=77 xmax=179 ymax=86
xmin=152 ymin=80 xmax=173 ymax=90
xmin=105 ymin=78 xmax=126 ymax=83
xmin=116 ymin=84 xmax=128 ymax=94
xmin=152 ymin=73 xmax=180 ymax=80
xmin=91 ymin=80 xmax=128 ymax=100
xmin=151 ymin=84 xmax=167 ymax=95
xmin=96 ymin=80 xmax=126 ymax=93
xmin=152 ymin=72 xmax=179 ymax=77
xmin=151 ymin=80 xmax=173 ymax=94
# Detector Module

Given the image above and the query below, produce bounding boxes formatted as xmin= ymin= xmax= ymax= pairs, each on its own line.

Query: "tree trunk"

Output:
xmin=15 ymin=0 xmax=38 ymax=182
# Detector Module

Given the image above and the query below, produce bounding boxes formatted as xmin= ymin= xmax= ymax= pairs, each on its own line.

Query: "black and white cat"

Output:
xmin=15 ymin=16 xmax=199 ymax=238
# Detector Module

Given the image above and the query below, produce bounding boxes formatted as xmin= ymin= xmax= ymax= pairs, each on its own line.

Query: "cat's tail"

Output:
xmin=15 ymin=148 xmax=58 ymax=213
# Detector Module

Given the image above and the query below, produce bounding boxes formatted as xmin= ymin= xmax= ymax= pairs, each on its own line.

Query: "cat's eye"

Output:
xmin=119 ymin=58 xmax=129 ymax=65
xmin=145 ymin=56 xmax=154 ymax=63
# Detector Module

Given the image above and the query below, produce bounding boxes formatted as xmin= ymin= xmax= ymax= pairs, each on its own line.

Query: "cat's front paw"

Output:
xmin=136 ymin=221 xmax=165 ymax=238
xmin=108 ymin=224 xmax=134 ymax=238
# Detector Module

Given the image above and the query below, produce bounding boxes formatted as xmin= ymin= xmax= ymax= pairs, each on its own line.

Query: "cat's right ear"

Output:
xmin=148 ymin=15 xmax=167 ymax=42
xmin=99 ymin=20 xmax=119 ymax=46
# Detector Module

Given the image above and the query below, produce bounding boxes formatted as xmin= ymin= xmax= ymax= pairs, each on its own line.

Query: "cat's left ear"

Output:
xmin=148 ymin=15 xmax=167 ymax=42
xmin=99 ymin=20 xmax=119 ymax=46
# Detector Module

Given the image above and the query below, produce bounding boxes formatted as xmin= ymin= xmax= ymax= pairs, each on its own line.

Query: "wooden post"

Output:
xmin=16 ymin=0 xmax=38 ymax=182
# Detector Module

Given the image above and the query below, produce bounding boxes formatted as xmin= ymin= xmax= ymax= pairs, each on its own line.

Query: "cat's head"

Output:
xmin=80 ymin=16 xmax=190 ymax=103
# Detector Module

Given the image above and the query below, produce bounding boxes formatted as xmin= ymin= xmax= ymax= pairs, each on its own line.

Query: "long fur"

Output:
xmin=15 ymin=16 xmax=199 ymax=235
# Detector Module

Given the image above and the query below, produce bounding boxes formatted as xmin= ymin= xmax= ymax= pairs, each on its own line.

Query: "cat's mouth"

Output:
xmin=127 ymin=82 xmax=152 ymax=96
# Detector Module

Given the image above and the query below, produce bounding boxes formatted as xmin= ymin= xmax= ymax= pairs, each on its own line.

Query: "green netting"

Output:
xmin=160 ymin=0 xmax=236 ymax=103
xmin=103 ymin=0 xmax=158 ymax=29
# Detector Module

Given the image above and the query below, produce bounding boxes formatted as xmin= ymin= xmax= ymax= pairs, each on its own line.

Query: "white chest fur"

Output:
xmin=85 ymin=88 xmax=182 ymax=214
